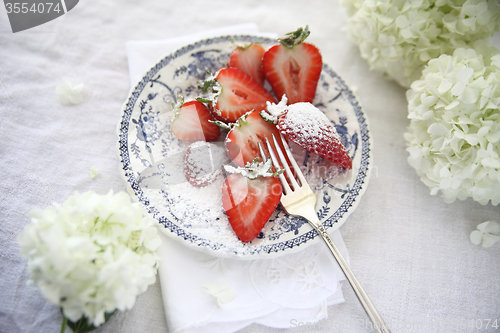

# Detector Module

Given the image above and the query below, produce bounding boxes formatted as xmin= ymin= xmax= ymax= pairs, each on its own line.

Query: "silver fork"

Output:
xmin=259 ymin=134 xmax=390 ymax=333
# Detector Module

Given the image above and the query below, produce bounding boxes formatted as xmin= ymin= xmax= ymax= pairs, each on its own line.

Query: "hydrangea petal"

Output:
xmin=477 ymin=220 xmax=500 ymax=234
xmin=56 ymin=79 xmax=85 ymax=106
xmin=470 ymin=229 xmax=484 ymax=245
xmin=481 ymin=233 xmax=500 ymax=247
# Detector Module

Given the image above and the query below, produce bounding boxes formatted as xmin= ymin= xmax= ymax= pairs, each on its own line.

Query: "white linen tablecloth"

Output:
xmin=1 ymin=1 xmax=499 ymax=333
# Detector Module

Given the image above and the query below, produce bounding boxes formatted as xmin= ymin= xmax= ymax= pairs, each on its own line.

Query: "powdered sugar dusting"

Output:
xmin=184 ymin=141 xmax=229 ymax=186
xmin=224 ymin=159 xmax=278 ymax=179
xmin=279 ymin=102 xmax=341 ymax=143
xmin=261 ymin=95 xmax=288 ymax=124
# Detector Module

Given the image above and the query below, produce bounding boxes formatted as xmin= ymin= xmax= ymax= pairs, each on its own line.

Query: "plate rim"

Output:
xmin=117 ymin=34 xmax=372 ymax=259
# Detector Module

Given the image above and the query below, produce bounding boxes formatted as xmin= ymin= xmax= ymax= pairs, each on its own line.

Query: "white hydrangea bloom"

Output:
xmin=17 ymin=190 xmax=162 ymax=327
xmin=405 ymin=45 xmax=500 ymax=205
xmin=341 ymin=0 xmax=500 ymax=87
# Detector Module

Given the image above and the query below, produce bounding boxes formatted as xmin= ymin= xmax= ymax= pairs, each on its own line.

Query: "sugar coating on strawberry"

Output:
xmin=184 ymin=141 xmax=229 ymax=187
xmin=276 ymin=102 xmax=352 ymax=169
xmin=260 ymin=95 xmax=289 ymax=124
xmin=224 ymin=158 xmax=282 ymax=179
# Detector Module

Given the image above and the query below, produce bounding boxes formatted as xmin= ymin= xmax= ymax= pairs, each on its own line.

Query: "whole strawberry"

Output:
xmin=261 ymin=96 xmax=352 ymax=170
xmin=263 ymin=26 xmax=322 ymax=105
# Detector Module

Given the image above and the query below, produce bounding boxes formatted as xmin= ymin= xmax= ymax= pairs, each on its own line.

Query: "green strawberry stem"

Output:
xmin=278 ymin=26 xmax=310 ymax=48
xmin=195 ymin=97 xmax=212 ymax=104
xmin=209 ymin=120 xmax=234 ymax=131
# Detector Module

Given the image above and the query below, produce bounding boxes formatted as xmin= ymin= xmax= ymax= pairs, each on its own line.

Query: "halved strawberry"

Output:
xmin=225 ymin=110 xmax=285 ymax=167
xmin=263 ymin=26 xmax=322 ymax=105
xmin=230 ymin=43 xmax=266 ymax=86
xmin=171 ymin=100 xmax=220 ymax=141
xmin=222 ymin=160 xmax=282 ymax=243
xmin=202 ymin=67 xmax=277 ymax=123
xmin=276 ymin=102 xmax=352 ymax=169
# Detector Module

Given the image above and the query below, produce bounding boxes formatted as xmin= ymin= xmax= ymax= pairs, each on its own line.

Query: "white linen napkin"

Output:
xmin=126 ymin=23 xmax=349 ymax=333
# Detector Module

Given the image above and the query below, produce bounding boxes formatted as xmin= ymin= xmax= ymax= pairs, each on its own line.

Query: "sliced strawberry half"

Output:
xmin=225 ymin=110 xmax=286 ymax=167
xmin=230 ymin=43 xmax=266 ymax=86
xmin=263 ymin=26 xmax=322 ymax=105
xmin=171 ymin=100 xmax=220 ymax=142
xmin=206 ymin=67 xmax=277 ymax=123
xmin=277 ymin=102 xmax=352 ymax=169
xmin=222 ymin=172 xmax=282 ymax=243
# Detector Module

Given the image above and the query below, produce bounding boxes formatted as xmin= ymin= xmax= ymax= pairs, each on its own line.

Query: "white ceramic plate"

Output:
xmin=117 ymin=35 xmax=371 ymax=259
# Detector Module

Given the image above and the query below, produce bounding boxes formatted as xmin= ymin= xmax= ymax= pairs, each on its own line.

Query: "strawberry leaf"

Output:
xmin=197 ymin=72 xmax=222 ymax=104
xmin=278 ymin=26 xmax=311 ymax=48
xmin=210 ymin=120 xmax=234 ymax=131
xmin=195 ymin=97 xmax=212 ymax=104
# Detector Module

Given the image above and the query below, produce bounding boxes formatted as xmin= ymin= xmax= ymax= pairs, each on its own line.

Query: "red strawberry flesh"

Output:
xmin=225 ymin=110 xmax=286 ymax=167
xmin=230 ymin=43 xmax=266 ymax=86
xmin=263 ymin=26 xmax=322 ymax=105
xmin=171 ymin=100 xmax=220 ymax=142
xmin=222 ymin=173 xmax=282 ymax=242
xmin=263 ymin=43 xmax=322 ymax=105
xmin=213 ymin=67 xmax=277 ymax=123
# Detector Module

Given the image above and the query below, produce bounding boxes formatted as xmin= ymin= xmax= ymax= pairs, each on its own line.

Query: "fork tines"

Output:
xmin=258 ymin=133 xmax=305 ymax=195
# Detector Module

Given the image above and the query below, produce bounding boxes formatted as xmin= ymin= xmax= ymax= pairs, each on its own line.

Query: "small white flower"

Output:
xmin=18 ymin=190 xmax=161 ymax=327
xmin=470 ymin=221 xmax=500 ymax=247
xmin=56 ymin=79 xmax=85 ymax=105
xmin=460 ymin=1 xmax=494 ymax=32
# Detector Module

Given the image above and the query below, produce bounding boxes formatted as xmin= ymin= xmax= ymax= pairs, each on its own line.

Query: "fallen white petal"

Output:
xmin=469 ymin=230 xmax=483 ymax=245
xmin=89 ymin=166 xmax=99 ymax=179
xmin=56 ymin=79 xmax=85 ymax=105
xmin=203 ymin=280 xmax=235 ymax=306
xmin=481 ymin=233 xmax=500 ymax=248
xmin=477 ymin=221 xmax=500 ymax=234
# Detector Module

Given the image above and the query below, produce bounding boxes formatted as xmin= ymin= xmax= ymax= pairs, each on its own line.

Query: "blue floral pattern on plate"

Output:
xmin=117 ymin=35 xmax=371 ymax=259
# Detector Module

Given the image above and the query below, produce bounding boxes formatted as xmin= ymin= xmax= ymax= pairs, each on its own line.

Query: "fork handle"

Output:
xmin=311 ymin=223 xmax=391 ymax=333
